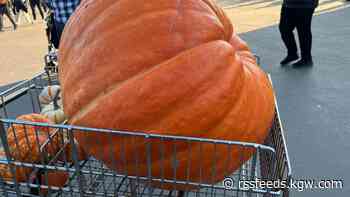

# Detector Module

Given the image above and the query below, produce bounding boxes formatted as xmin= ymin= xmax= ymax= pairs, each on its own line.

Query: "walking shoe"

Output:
xmin=280 ymin=55 xmax=299 ymax=65
xmin=292 ymin=59 xmax=314 ymax=67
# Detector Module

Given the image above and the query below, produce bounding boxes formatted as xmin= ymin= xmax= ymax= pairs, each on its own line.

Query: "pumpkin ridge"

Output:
xmin=60 ymin=1 xmax=230 ymax=88
xmin=150 ymin=52 xmax=245 ymax=140
xmin=60 ymin=8 xmax=220 ymax=103
xmin=58 ymin=0 xmax=110 ymax=66
xmin=60 ymin=8 xmax=181 ymax=85
xmin=212 ymin=66 xmax=273 ymax=143
xmin=201 ymin=0 xmax=233 ymax=40
xmin=147 ymin=67 xmax=246 ymax=161
xmin=68 ymin=40 xmax=235 ymax=123
xmin=208 ymin=66 xmax=247 ymax=139
xmin=72 ymin=41 xmax=245 ymax=167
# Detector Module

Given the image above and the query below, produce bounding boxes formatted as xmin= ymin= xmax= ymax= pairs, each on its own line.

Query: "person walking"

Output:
xmin=279 ymin=0 xmax=319 ymax=67
xmin=13 ymin=0 xmax=33 ymax=24
xmin=0 ymin=0 xmax=17 ymax=31
xmin=29 ymin=0 xmax=44 ymax=20
xmin=46 ymin=0 xmax=80 ymax=48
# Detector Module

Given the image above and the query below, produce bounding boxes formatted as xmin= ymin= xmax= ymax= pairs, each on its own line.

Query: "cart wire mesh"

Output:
xmin=0 ymin=72 xmax=291 ymax=197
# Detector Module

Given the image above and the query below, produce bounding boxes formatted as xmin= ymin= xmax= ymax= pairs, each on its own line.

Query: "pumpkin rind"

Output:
xmin=59 ymin=0 xmax=275 ymax=188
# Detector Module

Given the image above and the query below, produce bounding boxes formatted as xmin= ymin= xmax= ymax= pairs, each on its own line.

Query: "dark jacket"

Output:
xmin=283 ymin=0 xmax=319 ymax=8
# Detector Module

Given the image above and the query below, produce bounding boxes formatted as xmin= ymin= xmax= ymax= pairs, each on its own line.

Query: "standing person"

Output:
xmin=279 ymin=0 xmax=319 ymax=67
xmin=13 ymin=0 xmax=33 ymax=24
xmin=46 ymin=0 xmax=80 ymax=48
xmin=29 ymin=0 xmax=44 ymax=20
xmin=0 ymin=0 xmax=17 ymax=31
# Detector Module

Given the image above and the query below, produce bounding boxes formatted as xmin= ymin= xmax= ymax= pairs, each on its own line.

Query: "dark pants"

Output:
xmin=40 ymin=0 xmax=48 ymax=12
xmin=29 ymin=0 xmax=44 ymax=20
xmin=0 ymin=4 xmax=16 ymax=31
xmin=14 ymin=0 xmax=29 ymax=13
xmin=279 ymin=6 xmax=315 ymax=60
xmin=51 ymin=20 xmax=65 ymax=48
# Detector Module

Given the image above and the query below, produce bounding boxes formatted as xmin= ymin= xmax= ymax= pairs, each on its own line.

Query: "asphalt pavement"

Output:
xmin=240 ymin=6 xmax=350 ymax=196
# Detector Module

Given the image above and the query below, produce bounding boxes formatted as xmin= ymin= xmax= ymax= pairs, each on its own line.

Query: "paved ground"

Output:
xmin=0 ymin=21 xmax=47 ymax=85
xmin=0 ymin=0 xmax=348 ymax=85
xmin=240 ymin=5 xmax=350 ymax=197
xmin=1 ymin=0 xmax=350 ymax=196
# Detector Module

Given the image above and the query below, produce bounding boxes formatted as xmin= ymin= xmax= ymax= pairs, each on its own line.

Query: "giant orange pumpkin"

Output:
xmin=59 ymin=0 xmax=275 ymax=189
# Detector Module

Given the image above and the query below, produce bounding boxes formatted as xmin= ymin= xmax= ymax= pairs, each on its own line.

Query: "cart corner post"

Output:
xmin=67 ymin=127 xmax=84 ymax=197
xmin=0 ymin=118 xmax=21 ymax=196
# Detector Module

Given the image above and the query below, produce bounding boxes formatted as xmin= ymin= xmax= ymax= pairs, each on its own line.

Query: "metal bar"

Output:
xmin=160 ymin=137 xmax=165 ymax=189
xmin=0 ymin=120 xmax=21 ymax=195
xmin=267 ymin=74 xmax=292 ymax=178
xmin=0 ymin=177 xmax=9 ymax=197
xmin=68 ymin=128 xmax=84 ymax=197
xmin=0 ymin=119 xmax=277 ymax=154
xmin=0 ymin=96 xmax=8 ymax=119
xmin=107 ymin=132 xmax=118 ymax=196
xmin=211 ymin=143 xmax=218 ymax=197
xmin=248 ymin=149 xmax=258 ymax=197
xmin=236 ymin=146 xmax=244 ymax=197
xmin=173 ymin=139 xmax=177 ymax=191
xmin=0 ymin=80 xmax=30 ymax=97
xmin=146 ymin=135 xmax=152 ymax=197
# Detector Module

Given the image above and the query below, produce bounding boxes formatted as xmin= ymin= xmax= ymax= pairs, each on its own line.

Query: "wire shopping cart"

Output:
xmin=0 ymin=71 xmax=292 ymax=197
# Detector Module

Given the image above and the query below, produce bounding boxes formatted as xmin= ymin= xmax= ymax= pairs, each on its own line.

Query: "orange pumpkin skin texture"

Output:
xmin=1 ymin=114 xmax=62 ymax=183
xmin=59 ymin=0 xmax=275 ymax=189
xmin=0 ymin=151 xmax=32 ymax=182
xmin=6 ymin=114 xmax=61 ymax=163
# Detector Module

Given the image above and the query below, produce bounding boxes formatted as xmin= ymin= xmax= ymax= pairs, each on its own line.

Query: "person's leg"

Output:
xmin=29 ymin=0 xmax=36 ymax=20
xmin=0 ymin=6 xmax=4 ymax=31
xmin=15 ymin=9 xmax=21 ymax=24
xmin=34 ymin=0 xmax=44 ymax=19
xmin=20 ymin=4 xmax=33 ymax=24
xmin=279 ymin=6 xmax=299 ymax=64
xmin=55 ymin=21 xmax=65 ymax=44
xmin=19 ymin=1 xmax=32 ymax=23
xmin=52 ymin=20 xmax=65 ymax=48
xmin=40 ymin=0 xmax=47 ymax=12
xmin=295 ymin=8 xmax=315 ymax=62
xmin=4 ymin=5 xmax=17 ymax=29
xmin=14 ymin=2 xmax=21 ymax=23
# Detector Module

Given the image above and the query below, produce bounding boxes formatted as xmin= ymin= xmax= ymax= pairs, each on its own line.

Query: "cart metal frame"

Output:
xmin=0 ymin=71 xmax=291 ymax=197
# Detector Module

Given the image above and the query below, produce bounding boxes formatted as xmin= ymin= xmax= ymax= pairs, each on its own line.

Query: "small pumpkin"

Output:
xmin=0 ymin=151 xmax=32 ymax=182
xmin=59 ymin=0 xmax=275 ymax=189
xmin=39 ymin=85 xmax=61 ymax=106
xmin=41 ymin=101 xmax=66 ymax=124
xmin=1 ymin=114 xmax=62 ymax=183
xmin=6 ymin=114 xmax=62 ymax=165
